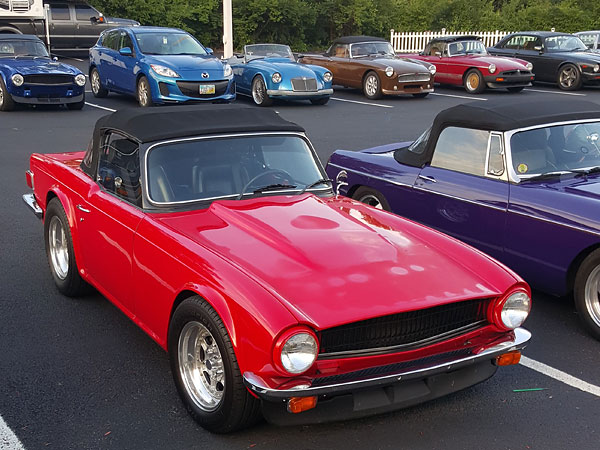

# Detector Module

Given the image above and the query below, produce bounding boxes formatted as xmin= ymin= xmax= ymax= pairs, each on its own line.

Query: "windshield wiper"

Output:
xmin=299 ymin=179 xmax=333 ymax=195
xmin=236 ymin=183 xmax=297 ymax=200
xmin=520 ymin=171 xmax=566 ymax=182
xmin=572 ymin=166 xmax=600 ymax=177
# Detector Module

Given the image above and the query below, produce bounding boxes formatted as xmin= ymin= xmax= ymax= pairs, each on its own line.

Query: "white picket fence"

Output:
xmin=390 ymin=28 xmax=512 ymax=53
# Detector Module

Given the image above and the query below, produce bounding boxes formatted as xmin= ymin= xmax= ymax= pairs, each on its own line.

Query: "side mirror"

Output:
xmin=119 ymin=47 xmax=133 ymax=56
xmin=297 ymin=54 xmax=305 ymax=59
xmin=91 ymin=16 xmax=105 ymax=24
xmin=52 ymin=56 xmax=58 ymax=61
xmin=534 ymin=45 xmax=543 ymax=52
xmin=205 ymin=47 xmax=213 ymax=54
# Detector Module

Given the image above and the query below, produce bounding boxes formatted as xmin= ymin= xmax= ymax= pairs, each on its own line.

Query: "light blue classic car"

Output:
xmin=229 ymin=44 xmax=333 ymax=106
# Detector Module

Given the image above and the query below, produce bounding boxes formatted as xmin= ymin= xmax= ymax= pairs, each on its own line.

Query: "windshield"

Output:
xmin=245 ymin=44 xmax=293 ymax=61
xmin=544 ymin=35 xmax=588 ymax=52
xmin=135 ymin=32 xmax=207 ymax=56
xmin=351 ymin=41 xmax=395 ymax=58
xmin=0 ymin=40 xmax=49 ymax=58
xmin=408 ymin=127 xmax=431 ymax=154
xmin=146 ymin=134 xmax=328 ymax=204
xmin=510 ymin=121 xmax=600 ymax=178
xmin=448 ymin=40 xmax=487 ymax=55
xmin=577 ymin=33 xmax=599 ymax=49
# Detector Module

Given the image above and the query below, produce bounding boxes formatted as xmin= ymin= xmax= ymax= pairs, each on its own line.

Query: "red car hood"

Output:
xmin=157 ymin=195 xmax=517 ymax=329
xmin=461 ymin=54 xmax=530 ymax=69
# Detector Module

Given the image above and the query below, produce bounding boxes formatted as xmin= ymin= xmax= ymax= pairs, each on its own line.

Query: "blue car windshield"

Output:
xmin=245 ymin=44 xmax=293 ymax=61
xmin=511 ymin=121 xmax=600 ymax=177
xmin=135 ymin=32 xmax=207 ymax=56
xmin=0 ymin=40 xmax=49 ymax=58
xmin=146 ymin=134 xmax=328 ymax=204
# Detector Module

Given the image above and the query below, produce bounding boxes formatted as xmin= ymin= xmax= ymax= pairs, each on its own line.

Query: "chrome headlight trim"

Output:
xmin=280 ymin=332 xmax=318 ymax=374
xmin=429 ymin=65 xmax=436 ymax=75
xmin=525 ymin=62 xmax=533 ymax=71
xmin=385 ymin=66 xmax=394 ymax=77
xmin=323 ymin=71 xmax=333 ymax=83
xmin=500 ymin=291 xmax=531 ymax=329
xmin=488 ymin=64 xmax=497 ymax=74
xmin=272 ymin=72 xmax=282 ymax=83
xmin=11 ymin=73 xmax=24 ymax=86
xmin=75 ymin=74 xmax=86 ymax=87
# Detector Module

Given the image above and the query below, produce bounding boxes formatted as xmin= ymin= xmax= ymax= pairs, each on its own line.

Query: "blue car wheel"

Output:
xmin=0 ymin=77 xmax=16 ymax=112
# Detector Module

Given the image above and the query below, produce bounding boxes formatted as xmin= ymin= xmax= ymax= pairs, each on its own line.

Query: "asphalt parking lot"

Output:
xmin=1 ymin=58 xmax=599 ymax=449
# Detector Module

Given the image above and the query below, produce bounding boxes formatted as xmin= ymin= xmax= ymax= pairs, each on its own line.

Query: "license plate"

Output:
xmin=198 ymin=84 xmax=215 ymax=94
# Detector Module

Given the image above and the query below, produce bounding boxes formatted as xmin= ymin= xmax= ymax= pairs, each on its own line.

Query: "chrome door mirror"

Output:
xmin=335 ymin=170 xmax=348 ymax=196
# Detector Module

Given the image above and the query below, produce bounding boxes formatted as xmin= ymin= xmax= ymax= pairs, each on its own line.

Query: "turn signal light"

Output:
xmin=287 ymin=396 xmax=317 ymax=414
xmin=496 ymin=351 xmax=521 ymax=366
xmin=495 ymin=77 xmax=505 ymax=82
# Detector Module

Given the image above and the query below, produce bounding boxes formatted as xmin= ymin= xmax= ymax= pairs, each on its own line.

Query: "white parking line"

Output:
xmin=525 ymin=88 xmax=586 ymax=96
xmin=331 ymin=97 xmax=394 ymax=108
xmin=0 ymin=414 xmax=25 ymax=450
xmin=85 ymin=102 xmax=116 ymax=112
xmin=520 ymin=356 xmax=600 ymax=397
xmin=430 ymin=92 xmax=488 ymax=101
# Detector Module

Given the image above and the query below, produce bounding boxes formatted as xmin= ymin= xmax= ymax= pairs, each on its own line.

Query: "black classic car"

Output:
xmin=489 ymin=31 xmax=600 ymax=90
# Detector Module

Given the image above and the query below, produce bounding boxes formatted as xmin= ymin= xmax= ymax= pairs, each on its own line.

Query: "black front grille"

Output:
xmin=176 ymin=80 xmax=229 ymax=98
xmin=319 ymin=298 xmax=491 ymax=356
xmin=501 ymin=70 xmax=532 ymax=76
xmin=23 ymin=74 xmax=74 ymax=85
xmin=291 ymin=77 xmax=317 ymax=91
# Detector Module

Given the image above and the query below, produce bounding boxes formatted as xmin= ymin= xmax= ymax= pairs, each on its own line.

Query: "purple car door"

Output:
xmin=411 ymin=127 xmax=509 ymax=261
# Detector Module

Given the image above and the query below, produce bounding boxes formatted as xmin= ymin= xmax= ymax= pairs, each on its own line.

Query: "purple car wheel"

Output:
xmin=575 ymin=249 xmax=600 ymax=340
xmin=353 ymin=186 xmax=390 ymax=211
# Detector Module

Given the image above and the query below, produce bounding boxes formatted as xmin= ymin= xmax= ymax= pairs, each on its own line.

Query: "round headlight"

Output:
xmin=526 ymin=62 xmax=533 ymax=71
xmin=488 ymin=64 xmax=497 ymax=74
xmin=11 ymin=74 xmax=24 ymax=87
xmin=500 ymin=291 xmax=531 ymax=329
xmin=429 ymin=65 xmax=436 ymax=75
xmin=272 ymin=72 xmax=282 ymax=83
xmin=594 ymin=64 xmax=600 ymax=73
xmin=75 ymin=74 xmax=86 ymax=87
xmin=280 ymin=332 xmax=318 ymax=374
xmin=323 ymin=71 xmax=333 ymax=83
xmin=385 ymin=66 xmax=394 ymax=77
xmin=223 ymin=63 xmax=232 ymax=77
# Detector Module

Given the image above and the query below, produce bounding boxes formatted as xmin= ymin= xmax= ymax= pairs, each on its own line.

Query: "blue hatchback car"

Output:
xmin=89 ymin=27 xmax=235 ymax=106
xmin=0 ymin=35 xmax=86 ymax=111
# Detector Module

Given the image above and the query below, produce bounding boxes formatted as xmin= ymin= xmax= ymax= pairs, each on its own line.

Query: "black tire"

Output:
xmin=168 ymin=296 xmax=261 ymax=433
xmin=464 ymin=69 xmax=486 ymax=94
xmin=352 ymin=186 xmax=391 ymax=211
xmin=44 ymin=198 xmax=88 ymax=297
xmin=137 ymin=75 xmax=153 ymax=107
xmin=574 ymin=249 xmax=600 ymax=340
xmin=507 ymin=87 xmax=525 ymax=93
xmin=557 ymin=64 xmax=582 ymax=91
xmin=251 ymin=76 xmax=272 ymax=106
xmin=310 ymin=97 xmax=329 ymax=105
xmin=90 ymin=67 xmax=108 ymax=98
xmin=362 ymin=71 xmax=382 ymax=99
xmin=67 ymin=92 xmax=85 ymax=110
xmin=412 ymin=92 xmax=429 ymax=98
xmin=0 ymin=77 xmax=16 ymax=111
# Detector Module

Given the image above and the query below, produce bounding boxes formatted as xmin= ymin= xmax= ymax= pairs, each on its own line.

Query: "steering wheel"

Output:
xmin=567 ymin=125 xmax=600 ymax=162
xmin=238 ymin=169 xmax=294 ymax=199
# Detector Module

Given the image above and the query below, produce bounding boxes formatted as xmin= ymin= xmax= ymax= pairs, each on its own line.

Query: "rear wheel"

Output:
xmin=137 ymin=75 xmax=153 ymax=107
xmin=168 ymin=296 xmax=261 ymax=432
xmin=557 ymin=64 xmax=582 ymax=91
xmin=507 ymin=87 xmax=525 ymax=93
xmin=362 ymin=71 xmax=382 ymax=99
xmin=251 ymin=76 xmax=272 ymax=106
xmin=574 ymin=249 xmax=600 ymax=340
xmin=0 ymin=77 xmax=16 ymax=111
xmin=310 ymin=97 xmax=329 ymax=105
xmin=464 ymin=69 xmax=485 ymax=94
xmin=90 ymin=67 xmax=108 ymax=98
xmin=352 ymin=186 xmax=391 ymax=211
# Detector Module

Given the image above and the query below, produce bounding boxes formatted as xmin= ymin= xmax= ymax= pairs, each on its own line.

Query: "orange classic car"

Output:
xmin=300 ymin=36 xmax=436 ymax=99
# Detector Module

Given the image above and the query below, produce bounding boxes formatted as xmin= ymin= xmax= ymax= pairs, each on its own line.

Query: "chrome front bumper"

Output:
xmin=23 ymin=193 xmax=43 ymax=219
xmin=266 ymin=88 xmax=333 ymax=97
xmin=244 ymin=327 xmax=531 ymax=401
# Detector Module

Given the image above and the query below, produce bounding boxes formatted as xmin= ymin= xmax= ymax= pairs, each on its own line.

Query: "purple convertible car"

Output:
xmin=326 ymin=99 xmax=600 ymax=340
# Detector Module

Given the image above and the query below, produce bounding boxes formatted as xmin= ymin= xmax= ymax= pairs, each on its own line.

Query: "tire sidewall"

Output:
xmin=574 ymin=250 xmax=600 ymax=340
xmin=252 ymin=76 xmax=271 ymax=106
xmin=353 ymin=186 xmax=391 ymax=211
xmin=0 ymin=77 xmax=15 ymax=111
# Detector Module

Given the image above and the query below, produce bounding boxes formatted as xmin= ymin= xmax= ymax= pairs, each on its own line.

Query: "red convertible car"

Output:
xmin=409 ymin=36 xmax=534 ymax=94
xmin=23 ymin=105 xmax=531 ymax=432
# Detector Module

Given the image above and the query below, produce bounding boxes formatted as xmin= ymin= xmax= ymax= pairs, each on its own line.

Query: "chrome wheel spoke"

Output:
xmin=585 ymin=267 xmax=600 ymax=327
xmin=48 ymin=216 xmax=69 ymax=280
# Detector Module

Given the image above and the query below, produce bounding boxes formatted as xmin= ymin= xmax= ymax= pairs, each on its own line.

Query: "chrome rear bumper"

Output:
xmin=23 ymin=193 xmax=43 ymax=219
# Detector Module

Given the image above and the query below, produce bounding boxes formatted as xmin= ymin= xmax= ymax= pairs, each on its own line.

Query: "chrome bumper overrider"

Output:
xmin=243 ymin=327 xmax=531 ymax=401
xmin=23 ymin=193 xmax=43 ymax=219
xmin=266 ymin=89 xmax=333 ymax=97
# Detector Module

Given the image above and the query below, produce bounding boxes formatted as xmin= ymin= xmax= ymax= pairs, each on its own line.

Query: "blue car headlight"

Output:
xmin=323 ymin=71 xmax=332 ymax=83
xmin=223 ymin=63 xmax=232 ymax=77
xmin=150 ymin=64 xmax=180 ymax=78
xmin=272 ymin=72 xmax=282 ymax=83
xmin=75 ymin=74 xmax=86 ymax=87
xmin=11 ymin=74 xmax=24 ymax=87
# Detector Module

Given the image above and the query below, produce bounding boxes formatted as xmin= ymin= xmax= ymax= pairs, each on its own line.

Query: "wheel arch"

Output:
xmin=556 ymin=61 xmax=581 ymax=77
xmin=0 ymin=26 xmax=22 ymax=34
xmin=462 ymin=67 xmax=483 ymax=81
xmin=566 ymin=243 xmax=600 ymax=294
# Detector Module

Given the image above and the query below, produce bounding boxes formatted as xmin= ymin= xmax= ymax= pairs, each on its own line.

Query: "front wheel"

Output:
xmin=310 ymin=97 xmax=329 ymax=105
xmin=44 ymin=198 xmax=88 ymax=296
xmin=137 ymin=76 xmax=153 ymax=107
xmin=557 ymin=64 xmax=582 ymax=91
xmin=574 ymin=249 xmax=600 ymax=340
xmin=464 ymin=69 xmax=485 ymax=94
xmin=168 ymin=296 xmax=261 ymax=433
xmin=507 ymin=87 xmax=525 ymax=93
xmin=362 ymin=71 xmax=382 ymax=99
xmin=251 ymin=76 xmax=272 ymax=106
xmin=0 ymin=77 xmax=16 ymax=111
xmin=352 ymin=186 xmax=391 ymax=211
xmin=90 ymin=67 xmax=108 ymax=98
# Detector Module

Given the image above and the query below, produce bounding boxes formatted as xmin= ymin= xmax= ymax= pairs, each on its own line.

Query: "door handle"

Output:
xmin=418 ymin=174 xmax=437 ymax=183
xmin=76 ymin=204 xmax=90 ymax=213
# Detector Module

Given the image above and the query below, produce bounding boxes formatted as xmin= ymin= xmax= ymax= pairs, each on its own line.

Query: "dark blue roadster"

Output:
xmin=89 ymin=26 xmax=235 ymax=107
xmin=228 ymin=44 xmax=333 ymax=106
xmin=0 ymin=35 xmax=86 ymax=111
xmin=326 ymin=99 xmax=600 ymax=340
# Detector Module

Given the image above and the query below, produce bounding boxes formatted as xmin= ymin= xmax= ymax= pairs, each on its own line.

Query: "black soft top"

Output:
xmin=332 ymin=36 xmax=388 ymax=45
xmin=0 ymin=34 xmax=43 ymax=41
xmin=395 ymin=99 xmax=600 ymax=167
xmin=430 ymin=35 xmax=481 ymax=43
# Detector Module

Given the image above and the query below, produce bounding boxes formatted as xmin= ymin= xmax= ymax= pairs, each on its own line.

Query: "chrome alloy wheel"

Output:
xmin=358 ymin=194 xmax=383 ymax=209
xmin=466 ymin=72 xmax=480 ymax=91
xmin=559 ymin=66 xmax=578 ymax=88
xmin=252 ymin=77 xmax=266 ymax=105
xmin=91 ymin=70 xmax=101 ymax=95
xmin=138 ymin=79 xmax=150 ymax=107
xmin=48 ymin=215 xmax=69 ymax=280
xmin=364 ymin=74 xmax=378 ymax=97
xmin=0 ymin=83 xmax=4 ymax=106
xmin=178 ymin=321 xmax=225 ymax=411
xmin=584 ymin=265 xmax=600 ymax=329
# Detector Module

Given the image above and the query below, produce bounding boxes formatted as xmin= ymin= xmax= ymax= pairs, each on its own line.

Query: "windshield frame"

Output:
xmin=244 ymin=44 xmax=294 ymax=62
xmin=134 ymin=31 xmax=208 ymax=56
xmin=143 ymin=131 xmax=330 ymax=208
xmin=0 ymin=40 xmax=49 ymax=58
xmin=349 ymin=41 xmax=395 ymax=59
xmin=505 ymin=119 xmax=600 ymax=183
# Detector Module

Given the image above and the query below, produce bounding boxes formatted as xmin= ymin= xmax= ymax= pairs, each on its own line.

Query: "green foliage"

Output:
xmin=90 ymin=0 xmax=600 ymax=51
